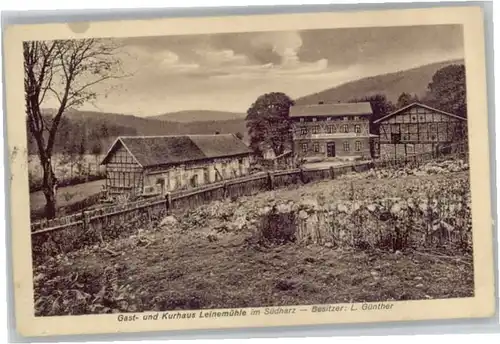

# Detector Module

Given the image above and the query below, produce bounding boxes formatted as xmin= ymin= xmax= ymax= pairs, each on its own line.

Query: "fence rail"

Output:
xmin=30 ymin=148 xmax=469 ymax=258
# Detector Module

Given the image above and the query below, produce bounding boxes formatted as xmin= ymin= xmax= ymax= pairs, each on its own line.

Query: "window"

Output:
xmin=355 ymin=141 xmax=362 ymax=151
xmin=343 ymin=142 xmax=350 ymax=151
xmin=314 ymin=143 xmax=320 ymax=152
xmin=341 ymin=124 xmax=349 ymax=133
xmin=190 ymin=174 xmax=199 ymax=188
xmin=354 ymin=125 xmax=361 ymax=133
xmin=312 ymin=118 xmax=317 ymax=122
xmin=299 ymin=118 xmax=304 ymax=122
xmin=326 ymin=125 xmax=335 ymax=134
xmin=343 ymin=117 xmax=348 ymax=121
xmin=302 ymin=143 xmax=308 ymax=153
xmin=301 ymin=127 xmax=308 ymax=135
xmin=391 ymin=133 xmax=401 ymax=143
xmin=312 ymin=126 xmax=319 ymax=134
xmin=327 ymin=117 xmax=332 ymax=121
xmin=204 ymin=168 xmax=210 ymax=183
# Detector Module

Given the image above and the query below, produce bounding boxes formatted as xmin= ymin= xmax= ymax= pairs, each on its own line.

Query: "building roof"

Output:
xmin=289 ymin=102 xmax=373 ymax=118
xmin=373 ymin=102 xmax=467 ymax=124
xmin=101 ymin=134 xmax=252 ymax=167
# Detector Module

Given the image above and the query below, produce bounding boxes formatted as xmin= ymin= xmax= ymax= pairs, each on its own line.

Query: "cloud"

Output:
xmin=195 ymin=49 xmax=249 ymax=66
xmin=252 ymin=31 xmax=303 ymax=66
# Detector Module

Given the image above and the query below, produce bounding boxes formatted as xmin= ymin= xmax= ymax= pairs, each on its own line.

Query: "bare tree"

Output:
xmin=24 ymin=38 xmax=123 ymax=219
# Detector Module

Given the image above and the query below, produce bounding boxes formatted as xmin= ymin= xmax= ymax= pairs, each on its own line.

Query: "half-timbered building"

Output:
xmin=101 ymin=134 xmax=252 ymax=197
xmin=289 ymin=102 xmax=377 ymax=161
xmin=373 ymin=102 xmax=467 ymax=159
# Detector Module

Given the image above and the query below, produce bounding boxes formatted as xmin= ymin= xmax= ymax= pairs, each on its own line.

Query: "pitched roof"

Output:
xmin=101 ymin=134 xmax=252 ymax=167
xmin=373 ymin=102 xmax=467 ymax=124
xmin=289 ymin=102 xmax=373 ymax=118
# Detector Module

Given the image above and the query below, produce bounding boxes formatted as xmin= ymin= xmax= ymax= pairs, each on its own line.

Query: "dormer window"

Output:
xmin=299 ymin=118 xmax=304 ymax=122
xmin=354 ymin=125 xmax=361 ymax=133
xmin=312 ymin=118 xmax=317 ymax=122
xmin=341 ymin=124 xmax=349 ymax=133
xmin=327 ymin=117 xmax=331 ymax=121
xmin=343 ymin=117 xmax=348 ymax=121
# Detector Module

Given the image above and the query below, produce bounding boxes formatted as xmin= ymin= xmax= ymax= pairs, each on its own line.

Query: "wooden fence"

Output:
xmin=30 ymin=149 xmax=469 ymax=259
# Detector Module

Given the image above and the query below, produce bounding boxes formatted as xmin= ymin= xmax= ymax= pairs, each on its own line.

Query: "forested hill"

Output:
xmin=149 ymin=110 xmax=245 ymax=123
xmin=295 ymin=59 xmax=464 ymax=105
xmin=27 ymin=109 xmax=247 ymax=155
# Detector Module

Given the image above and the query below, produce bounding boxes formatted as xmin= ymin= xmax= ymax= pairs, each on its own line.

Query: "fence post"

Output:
xmin=267 ymin=171 xmax=275 ymax=190
xmin=82 ymin=210 xmax=89 ymax=231
xmin=165 ymin=192 xmax=172 ymax=215
xmin=329 ymin=166 xmax=335 ymax=179
xmin=299 ymin=168 xmax=306 ymax=184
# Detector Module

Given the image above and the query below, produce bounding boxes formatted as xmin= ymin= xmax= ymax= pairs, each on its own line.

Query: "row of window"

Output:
xmin=299 ymin=124 xmax=362 ymax=135
xmin=302 ymin=141 xmax=363 ymax=153
xmin=387 ymin=123 xmax=460 ymax=134
xmin=389 ymin=111 xmax=457 ymax=123
xmin=299 ymin=116 xmax=361 ymax=122
xmin=390 ymin=133 xmax=444 ymax=142
xmin=107 ymin=171 xmax=142 ymax=188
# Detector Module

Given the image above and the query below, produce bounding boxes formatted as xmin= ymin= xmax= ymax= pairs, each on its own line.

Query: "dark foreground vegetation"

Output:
xmin=33 ymin=163 xmax=473 ymax=316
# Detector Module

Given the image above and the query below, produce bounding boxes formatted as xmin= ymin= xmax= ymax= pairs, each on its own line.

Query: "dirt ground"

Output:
xmin=33 ymin=169 xmax=473 ymax=315
xmin=36 ymin=230 xmax=473 ymax=315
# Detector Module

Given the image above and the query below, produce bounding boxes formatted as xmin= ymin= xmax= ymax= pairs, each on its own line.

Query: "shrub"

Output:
xmin=257 ymin=209 xmax=297 ymax=245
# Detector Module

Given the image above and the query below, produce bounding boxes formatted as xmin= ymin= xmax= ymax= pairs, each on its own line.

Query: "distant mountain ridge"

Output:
xmin=149 ymin=110 xmax=246 ymax=123
xmin=31 ymin=59 xmax=462 ymax=155
xmin=295 ymin=59 xmax=464 ymax=105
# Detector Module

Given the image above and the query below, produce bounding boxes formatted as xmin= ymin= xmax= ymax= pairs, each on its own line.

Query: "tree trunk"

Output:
xmin=41 ymin=158 xmax=57 ymax=219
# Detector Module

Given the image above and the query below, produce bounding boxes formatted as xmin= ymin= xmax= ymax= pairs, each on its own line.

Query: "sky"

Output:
xmin=43 ymin=24 xmax=464 ymax=116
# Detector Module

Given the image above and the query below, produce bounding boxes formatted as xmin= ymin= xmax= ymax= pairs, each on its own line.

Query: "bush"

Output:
xmin=257 ymin=209 xmax=297 ymax=245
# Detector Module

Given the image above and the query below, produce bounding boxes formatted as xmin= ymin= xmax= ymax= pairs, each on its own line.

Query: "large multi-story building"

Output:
xmin=289 ymin=102 xmax=376 ymax=161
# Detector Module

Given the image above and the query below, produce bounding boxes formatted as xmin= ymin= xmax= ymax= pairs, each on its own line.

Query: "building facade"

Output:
xmin=290 ymin=102 xmax=376 ymax=161
xmin=101 ymin=134 xmax=252 ymax=197
xmin=373 ymin=103 xmax=467 ymax=159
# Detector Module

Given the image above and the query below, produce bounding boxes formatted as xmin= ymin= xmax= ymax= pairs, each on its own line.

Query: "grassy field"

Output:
xmin=30 ymin=179 xmax=106 ymax=216
xmin=33 ymin=169 xmax=473 ymax=316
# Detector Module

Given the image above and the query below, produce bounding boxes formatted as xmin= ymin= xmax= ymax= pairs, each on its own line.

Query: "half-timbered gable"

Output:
xmin=373 ymin=103 xmax=467 ymax=159
xmin=102 ymin=140 xmax=144 ymax=195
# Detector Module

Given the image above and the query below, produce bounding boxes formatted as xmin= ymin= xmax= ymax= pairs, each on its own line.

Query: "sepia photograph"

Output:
xmin=3 ymin=5 xmax=495 ymax=337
